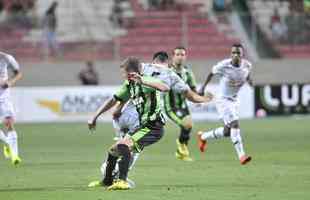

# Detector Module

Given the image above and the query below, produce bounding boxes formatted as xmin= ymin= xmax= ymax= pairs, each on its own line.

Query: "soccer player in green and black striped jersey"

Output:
xmin=164 ymin=46 xmax=197 ymax=161
xmin=88 ymin=57 xmax=169 ymax=190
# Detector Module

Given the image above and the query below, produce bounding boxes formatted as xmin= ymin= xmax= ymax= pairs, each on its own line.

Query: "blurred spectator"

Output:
xmin=120 ymin=0 xmax=134 ymax=28
xmin=110 ymin=0 xmax=134 ymax=28
xmin=7 ymin=0 xmax=33 ymax=28
xmin=110 ymin=0 xmax=123 ymax=27
xmin=161 ymin=0 xmax=175 ymax=10
xmin=42 ymin=1 xmax=59 ymax=57
xmin=270 ymin=9 xmax=287 ymax=41
xmin=78 ymin=61 xmax=99 ymax=85
xmin=148 ymin=0 xmax=161 ymax=10
xmin=285 ymin=9 xmax=305 ymax=44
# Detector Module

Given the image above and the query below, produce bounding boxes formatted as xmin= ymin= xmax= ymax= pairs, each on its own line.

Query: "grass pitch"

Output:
xmin=1 ymin=116 xmax=310 ymax=200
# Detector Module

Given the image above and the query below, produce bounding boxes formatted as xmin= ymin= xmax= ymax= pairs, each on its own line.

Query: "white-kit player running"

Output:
xmin=0 ymin=52 xmax=22 ymax=165
xmin=198 ymin=44 xmax=253 ymax=165
xmin=88 ymin=51 xmax=212 ymax=187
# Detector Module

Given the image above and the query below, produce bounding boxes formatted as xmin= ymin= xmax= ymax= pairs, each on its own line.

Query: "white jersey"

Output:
xmin=212 ymin=58 xmax=252 ymax=100
xmin=142 ymin=63 xmax=189 ymax=93
xmin=0 ymin=52 xmax=20 ymax=101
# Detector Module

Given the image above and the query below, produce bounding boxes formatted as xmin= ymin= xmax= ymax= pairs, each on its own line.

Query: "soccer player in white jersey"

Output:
xmin=88 ymin=52 xmax=212 ymax=188
xmin=197 ymin=44 xmax=252 ymax=165
xmin=0 ymin=52 xmax=22 ymax=165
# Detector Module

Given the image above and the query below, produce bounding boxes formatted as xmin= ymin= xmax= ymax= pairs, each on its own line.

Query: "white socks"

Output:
xmin=201 ymin=127 xmax=247 ymax=159
xmin=230 ymin=128 xmax=245 ymax=159
xmin=0 ymin=130 xmax=8 ymax=144
xmin=129 ymin=153 xmax=140 ymax=170
xmin=7 ymin=130 xmax=18 ymax=157
xmin=201 ymin=127 xmax=224 ymax=140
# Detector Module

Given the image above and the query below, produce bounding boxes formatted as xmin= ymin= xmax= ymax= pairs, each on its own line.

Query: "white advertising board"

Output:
xmin=10 ymin=85 xmax=254 ymax=123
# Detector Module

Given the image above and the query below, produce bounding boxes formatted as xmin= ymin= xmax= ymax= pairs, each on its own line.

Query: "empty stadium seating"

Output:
xmin=248 ymin=0 xmax=310 ymax=58
xmin=0 ymin=0 xmax=240 ymax=61
xmin=119 ymin=0 xmax=240 ymax=60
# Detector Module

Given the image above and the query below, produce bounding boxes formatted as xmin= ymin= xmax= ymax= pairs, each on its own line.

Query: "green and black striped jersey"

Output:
xmin=164 ymin=64 xmax=197 ymax=111
xmin=114 ymin=76 xmax=164 ymax=126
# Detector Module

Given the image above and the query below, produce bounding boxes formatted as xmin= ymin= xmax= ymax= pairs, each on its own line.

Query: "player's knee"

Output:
xmin=182 ymin=117 xmax=193 ymax=130
xmin=117 ymin=137 xmax=133 ymax=148
xmin=182 ymin=123 xmax=192 ymax=130
xmin=3 ymin=117 xmax=14 ymax=130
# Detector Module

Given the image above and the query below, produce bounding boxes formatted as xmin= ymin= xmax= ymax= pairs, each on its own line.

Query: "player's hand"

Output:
xmin=128 ymin=72 xmax=142 ymax=83
xmin=204 ymin=92 xmax=214 ymax=102
xmin=88 ymin=118 xmax=97 ymax=132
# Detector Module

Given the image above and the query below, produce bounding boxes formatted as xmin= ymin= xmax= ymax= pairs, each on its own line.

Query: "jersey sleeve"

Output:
xmin=212 ymin=61 xmax=225 ymax=75
xmin=5 ymin=54 xmax=20 ymax=71
xmin=186 ymin=69 xmax=197 ymax=91
xmin=170 ymin=72 xmax=190 ymax=93
xmin=141 ymin=76 xmax=165 ymax=93
xmin=114 ymin=81 xmax=130 ymax=102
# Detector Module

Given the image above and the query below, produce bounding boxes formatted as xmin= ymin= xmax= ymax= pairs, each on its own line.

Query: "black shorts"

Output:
xmin=129 ymin=120 xmax=164 ymax=152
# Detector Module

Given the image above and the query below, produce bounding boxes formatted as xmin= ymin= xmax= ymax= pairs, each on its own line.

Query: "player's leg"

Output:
xmin=164 ymin=107 xmax=192 ymax=161
xmin=88 ymin=144 xmax=120 ymax=188
xmin=107 ymin=136 xmax=134 ymax=190
xmin=176 ymin=113 xmax=194 ymax=161
xmin=112 ymin=118 xmax=125 ymax=141
xmin=0 ymin=129 xmax=8 ymax=144
xmin=229 ymin=120 xmax=251 ymax=165
xmin=0 ymin=102 xmax=9 ymax=158
xmin=4 ymin=117 xmax=21 ymax=165
xmin=197 ymin=99 xmax=231 ymax=152
xmin=108 ymin=121 xmax=164 ymax=190
xmin=129 ymin=152 xmax=140 ymax=170
xmin=0 ymin=129 xmax=11 ymax=159
xmin=2 ymin=101 xmax=21 ymax=165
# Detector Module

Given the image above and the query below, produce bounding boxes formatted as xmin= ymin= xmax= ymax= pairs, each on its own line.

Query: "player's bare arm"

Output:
xmin=199 ymin=72 xmax=214 ymax=95
xmin=128 ymin=72 xmax=170 ymax=92
xmin=88 ymin=97 xmax=118 ymax=130
xmin=185 ymin=89 xmax=213 ymax=103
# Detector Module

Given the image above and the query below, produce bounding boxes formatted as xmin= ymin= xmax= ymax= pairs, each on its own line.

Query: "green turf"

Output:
xmin=1 ymin=117 xmax=310 ymax=200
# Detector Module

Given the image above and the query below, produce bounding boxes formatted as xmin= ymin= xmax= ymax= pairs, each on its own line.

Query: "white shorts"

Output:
xmin=0 ymin=100 xmax=15 ymax=119
xmin=216 ymin=97 xmax=239 ymax=126
xmin=113 ymin=104 xmax=140 ymax=138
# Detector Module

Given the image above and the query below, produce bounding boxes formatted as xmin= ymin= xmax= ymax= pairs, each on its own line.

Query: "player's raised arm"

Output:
xmin=185 ymin=89 xmax=213 ymax=103
xmin=199 ymin=72 xmax=214 ymax=96
xmin=128 ymin=72 xmax=170 ymax=92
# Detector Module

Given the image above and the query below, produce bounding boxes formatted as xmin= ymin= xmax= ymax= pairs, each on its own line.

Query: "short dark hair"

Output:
xmin=173 ymin=46 xmax=187 ymax=54
xmin=120 ymin=57 xmax=141 ymax=73
xmin=232 ymin=43 xmax=243 ymax=49
xmin=152 ymin=51 xmax=169 ymax=62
